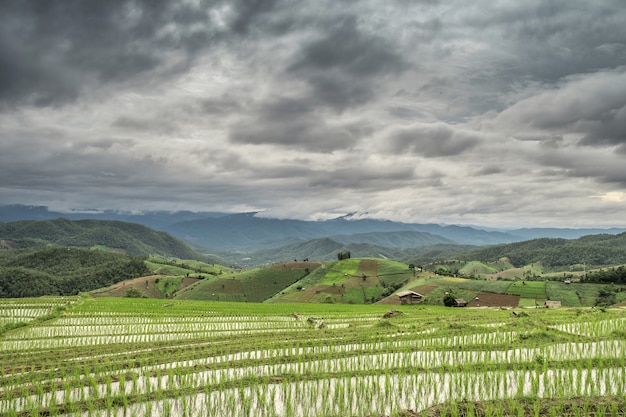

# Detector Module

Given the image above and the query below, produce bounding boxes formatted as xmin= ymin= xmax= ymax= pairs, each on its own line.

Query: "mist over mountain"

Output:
xmin=2 ymin=205 xmax=625 ymax=252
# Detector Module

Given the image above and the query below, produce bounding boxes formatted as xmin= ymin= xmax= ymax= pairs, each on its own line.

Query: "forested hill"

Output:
xmin=0 ymin=247 xmax=150 ymax=297
xmin=460 ymin=232 xmax=626 ymax=268
xmin=0 ymin=219 xmax=199 ymax=259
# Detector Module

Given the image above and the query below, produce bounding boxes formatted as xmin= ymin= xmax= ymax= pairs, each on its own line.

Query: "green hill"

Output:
xmin=0 ymin=247 xmax=150 ymax=297
xmin=460 ymin=233 xmax=626 ymax=269
xmin=0 ymin=219 xmax=202 ymax=259
xmin=266 ymin=258 xmax=415 ymax=304
xmin=175 ymin=261 xmax=320 ymax=302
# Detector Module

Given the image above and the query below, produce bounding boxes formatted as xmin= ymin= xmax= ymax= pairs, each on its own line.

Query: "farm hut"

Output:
xmin=396 ymin=290 xmax=424 ymax=305
xmin=545 ymin=300 xmax=562 ymax=308
xmin=453 ymin=298 xmax=468 ymax=307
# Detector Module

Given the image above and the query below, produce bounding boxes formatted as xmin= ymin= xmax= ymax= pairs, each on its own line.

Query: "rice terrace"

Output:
xmin=1 ymin=290 xmax=626 ymax=416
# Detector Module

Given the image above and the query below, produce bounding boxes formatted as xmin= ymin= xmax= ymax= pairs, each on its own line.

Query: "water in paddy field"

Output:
xmin=3 ymin=365 xmax=624 ymax=416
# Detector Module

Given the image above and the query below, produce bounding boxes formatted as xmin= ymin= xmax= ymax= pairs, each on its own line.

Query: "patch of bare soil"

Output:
xmin=411 ymin=285 xmax=438 ymax=295
xmin=93 ymin=275 xmax=166 ymax=298
xmin=268 ymin=262 xmax=322 ymax=269
xmin=467 ymin=292 xmax=520 ymax=307
xmin=357 ymin=259 xmax=379 ymax=276
xmin=203 ymin=278 xmax=244 ymax=294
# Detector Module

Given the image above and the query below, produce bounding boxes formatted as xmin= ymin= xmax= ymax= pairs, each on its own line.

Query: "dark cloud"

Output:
xmin=389 ymin=123 xmax=480 ymax=157
xmin=2 ymin=0 xmax=626 ymax=227
xmin=0 ymin=0 xmax=288 ymax=107
xmin=288 ymin=15 xmax=407 ymax=77
xmin=496 ymin=69 xmax=626 ymax=148
xmin=463 ymin=0 xmax=626 ymax=85
xmin=286 ymin=15 xmax=408 ymax=110
xmin=230 ymin=113 xmax=359 ymax=152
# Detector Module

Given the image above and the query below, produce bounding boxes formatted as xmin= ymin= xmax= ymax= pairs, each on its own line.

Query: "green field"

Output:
xmin=507 ymin=281 xmax=547 ymax=298
xmin=86 ymin=257 xmax=626 ymax=308
xmin=1 ymin=297 xmax=625 ymax=416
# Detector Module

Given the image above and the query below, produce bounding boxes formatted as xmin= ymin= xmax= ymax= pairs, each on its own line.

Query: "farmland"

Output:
xmin=87 ymin=257 xmax=626 ymax=309
xmin=1 ymin=297 xmax=625 ymax=416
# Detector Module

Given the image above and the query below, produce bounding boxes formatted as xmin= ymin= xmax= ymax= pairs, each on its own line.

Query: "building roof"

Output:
xmin=396 ymin=290 xmax=424 ymax=298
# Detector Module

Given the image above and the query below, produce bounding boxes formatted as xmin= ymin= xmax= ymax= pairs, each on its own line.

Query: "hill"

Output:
xmin=330 ymin=230 xmax=453 ymax=247
xmin=80 ymin=253 xmax=626 ymax=307
xmin=0 ymin=218 xmax=203 ymax=260
xmin=214 ymin=237 xmax=436 ymax=268
xmin=266 ymin=258 xmax=415 ymax=304
xmin=0 ymin=247 xmax=150 ymax=297
xmin=458 ymin=232 xmax=626 ymax=269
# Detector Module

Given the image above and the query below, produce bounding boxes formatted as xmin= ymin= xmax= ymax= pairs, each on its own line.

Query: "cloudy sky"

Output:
xmin=1 ymin=1 xmax=625 ymax=228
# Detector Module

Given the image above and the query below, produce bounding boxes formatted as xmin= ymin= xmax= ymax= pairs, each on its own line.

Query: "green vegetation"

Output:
xmin=154 ymin=277 xmax=182 ymax=297
xmin=507 ymin=281 xmax=547 ymax=298
xmin=459 ymin=232 xmax=626 ymax=269
xmin=1 ymin=297 xmax=625 ymax=416
xmin=0 ymin=247 xmax=150 ymax=297
xmin=176 ymin=264 xmax=312 ymax=302
xmin=0 ymin=218 xmax=202 ymax=259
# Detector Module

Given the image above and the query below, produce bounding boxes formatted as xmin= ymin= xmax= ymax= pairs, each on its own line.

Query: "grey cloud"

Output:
xmin=462 ymin=1 xmax=626 ymax=85
xmin=113 ymin=115 xmax=180 ymax=136
xmin=496 ymin=69 xmax=626 ymax=147
xmin=3 ymin=0 xmax=626 ymax=227
xmin=288 ymin=15 xmax=407 ymax=78
xmin=389 ymin=123 xmax=480 ymax=157
xmin=0 ymin=0 xmax=285 ymax=107
xmin=229 ymin=95 xmax=371 ymax=151
xmin=286 ymin=14 xmax=408 ymax=110
xmin=200 ymin=95 xmax=243 ymax=115
xmin=230 ymin=114 xmax=358 ymax=152
xmin=474 ymin=166 xmax=504 ymax=176
xmin=307 ymin=165 xmax=417 ymax=190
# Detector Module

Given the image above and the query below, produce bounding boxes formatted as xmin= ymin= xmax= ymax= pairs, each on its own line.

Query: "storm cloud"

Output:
xmin=1 ymin=0 xmax=626 ymax=228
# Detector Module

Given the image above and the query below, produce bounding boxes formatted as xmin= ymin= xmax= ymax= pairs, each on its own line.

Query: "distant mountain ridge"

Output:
xmin=2 ymin=204 xmax=625 ymax=252
xmin=0 ymin=218 xmax=201 ymax=259
xmin=458 ymin=232 xmax=626 ymax=268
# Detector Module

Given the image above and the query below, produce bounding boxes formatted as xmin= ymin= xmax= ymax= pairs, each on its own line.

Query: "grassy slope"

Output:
xmin=82 ymin=254 xmax=626 ymax=307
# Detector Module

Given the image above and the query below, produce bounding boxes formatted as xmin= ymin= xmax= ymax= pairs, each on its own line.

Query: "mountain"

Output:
xmin=2 ymin=204 xmax=625 ymax=252
xmin=507 ymin=227 xmax=626 ymax=240
xmin=0 ymin=204 xmax=225 ymax=230
xmin=330 ymin=231 xmax=454 ymax=247
xmin=0 ymin=218 xmax=202 ymax=260
xmin=459 ymin=232 xmax=626 ymax=268
xmin=166 ymin=213 xmax=523 ymax=250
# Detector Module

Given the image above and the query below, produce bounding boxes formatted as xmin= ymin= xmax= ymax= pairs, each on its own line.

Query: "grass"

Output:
xmin=458 ymin=261 xmax=498 ymax=276
xmin=154 ymin=277 xmax=182 ymax=297
xmin=507 ymin=281 xmax=547 ymax=298
xmin=546 ymin=282 xmax=582 ymax=307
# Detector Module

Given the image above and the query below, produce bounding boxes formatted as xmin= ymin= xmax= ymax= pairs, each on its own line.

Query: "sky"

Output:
xmin=1 ymin=0 xmax=625 ymax=228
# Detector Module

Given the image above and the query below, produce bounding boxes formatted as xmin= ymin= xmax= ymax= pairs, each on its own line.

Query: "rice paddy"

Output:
xmin=0 ymin=297 xmax=625 ymax=416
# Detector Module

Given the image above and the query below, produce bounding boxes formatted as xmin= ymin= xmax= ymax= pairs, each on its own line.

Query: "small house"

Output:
xmin=396 ymin=290 xmax=424 ymax=305
xmin=453 ymin=298 xmax=468 ymax=307
xmin=545 ymin=300 xmax=561 ymax=308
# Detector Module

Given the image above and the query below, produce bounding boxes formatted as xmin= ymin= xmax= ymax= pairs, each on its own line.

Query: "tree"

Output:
xmin=124 ymin=288 xmax=143 ymax=298
xmin=443 ymin=293 xmax=456 ymax=307
xmin=595 ymin=287 xmax=616 ymax=306
xmin=337 ymin=251 xmax=351 ymax=261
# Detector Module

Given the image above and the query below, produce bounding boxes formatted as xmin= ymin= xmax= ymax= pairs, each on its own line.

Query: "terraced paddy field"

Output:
xmin=1 ymin=297 xmax=625 ymax=416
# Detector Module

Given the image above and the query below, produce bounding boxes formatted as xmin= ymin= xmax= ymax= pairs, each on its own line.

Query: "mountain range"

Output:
xmin=2 ymin=204 xmax=625 ymax=253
